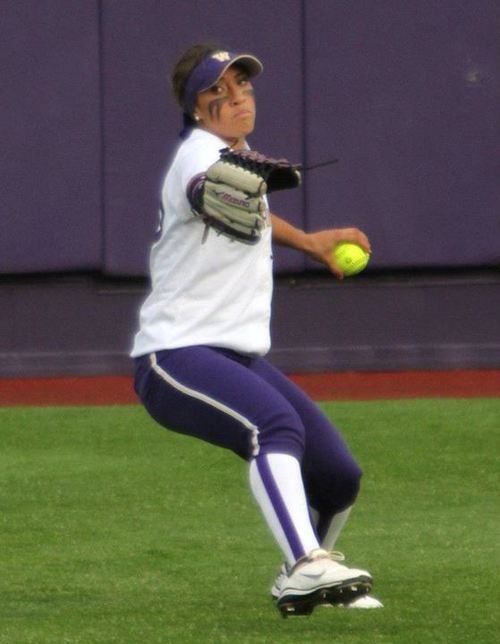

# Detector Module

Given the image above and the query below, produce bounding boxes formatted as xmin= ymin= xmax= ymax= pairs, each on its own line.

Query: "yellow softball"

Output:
xmin=333 ymin=242 xmax=370 ymax=276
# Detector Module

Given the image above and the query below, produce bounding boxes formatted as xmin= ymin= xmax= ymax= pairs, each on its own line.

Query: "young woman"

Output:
xmin=131 ymin=43 xmax=382 ymax=615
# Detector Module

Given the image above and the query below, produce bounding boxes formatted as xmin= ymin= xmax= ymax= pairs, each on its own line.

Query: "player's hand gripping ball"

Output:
xmin=333 ymin=242 xmax=370 ymax=277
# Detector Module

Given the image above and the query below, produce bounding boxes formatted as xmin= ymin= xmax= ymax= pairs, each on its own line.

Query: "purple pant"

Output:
xmin=134 ymin=346 xmax=362 ymax=532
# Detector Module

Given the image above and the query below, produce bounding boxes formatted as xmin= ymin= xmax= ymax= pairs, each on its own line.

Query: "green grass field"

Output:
xmin=0 ymin=399 xmax=498 ymax=643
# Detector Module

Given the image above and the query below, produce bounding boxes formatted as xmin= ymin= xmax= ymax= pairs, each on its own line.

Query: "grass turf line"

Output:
xmin=0 ymin=400 xmax=498 ymax=643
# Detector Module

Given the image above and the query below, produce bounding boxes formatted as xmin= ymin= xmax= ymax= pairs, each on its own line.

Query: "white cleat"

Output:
xmin=276 ymin=549 xmax=373 ymax=617
xmin=270 ymin=563 xmax=288 ymax=599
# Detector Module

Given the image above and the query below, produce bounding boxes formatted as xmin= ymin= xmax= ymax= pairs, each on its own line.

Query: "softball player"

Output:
xmin=131 ymin=43 xmax=382 ymax=615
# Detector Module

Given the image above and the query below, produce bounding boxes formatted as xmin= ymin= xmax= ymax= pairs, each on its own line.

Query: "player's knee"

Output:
xmin=315 ymin=460 xmax=362 ymax=516
xmin=340 ymin=461 xmax=363 ymax=508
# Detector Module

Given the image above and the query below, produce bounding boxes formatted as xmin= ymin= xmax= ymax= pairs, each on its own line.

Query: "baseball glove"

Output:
xmin=193 ymin=147 xmax=301 ymax=244
xmin=217 ymin=148 xmax=301 ymax=193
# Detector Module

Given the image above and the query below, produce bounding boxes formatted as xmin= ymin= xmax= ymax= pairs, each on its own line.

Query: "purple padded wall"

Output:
xmin=0 ymin=1 xmax=102 ymax=273
xmin=304 ymin=0 xmax=500 ymax=269
xmin=100 ymin=0 xmax=305 ymax=275
xmin=1 ymin=1 xmax=498 ymax=277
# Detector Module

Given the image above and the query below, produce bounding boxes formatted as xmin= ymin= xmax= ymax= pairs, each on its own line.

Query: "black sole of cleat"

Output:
xmin=322 ymin=577 xmax=373 ymax=606
xmin=277 ymin=577 xmax=373 ymax=617
xmin=277 ymin=588 xmax=328 ymax=617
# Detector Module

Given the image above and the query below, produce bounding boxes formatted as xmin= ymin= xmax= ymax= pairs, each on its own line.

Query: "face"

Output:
xmin=194 ymin=65 xmax=256 ymax=148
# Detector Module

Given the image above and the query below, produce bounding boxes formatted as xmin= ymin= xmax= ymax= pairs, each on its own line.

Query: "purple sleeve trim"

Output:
xmin=186 ymin=172 xmax=206 ymax=213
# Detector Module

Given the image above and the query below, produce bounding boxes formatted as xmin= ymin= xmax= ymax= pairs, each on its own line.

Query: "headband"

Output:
xmin=182 ymin=49 xmax=263 ymax=115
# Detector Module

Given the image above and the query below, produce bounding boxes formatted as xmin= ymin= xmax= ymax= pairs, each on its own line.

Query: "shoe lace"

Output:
xmin=287 ymin=548 xmax=345 ymax=574
xmin=282 ymin=549 xmax=347 ymax=578
xmin=302 ymin=548 xmax=346 ymax=565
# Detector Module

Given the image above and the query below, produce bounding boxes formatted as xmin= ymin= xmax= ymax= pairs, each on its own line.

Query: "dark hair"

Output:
xmin=171 ymin=42 xmax=222 ymax=112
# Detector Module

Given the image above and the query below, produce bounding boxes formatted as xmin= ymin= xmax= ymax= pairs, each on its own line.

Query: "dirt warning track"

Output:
xmin=1 ymin=370 xmax=499 ymax=406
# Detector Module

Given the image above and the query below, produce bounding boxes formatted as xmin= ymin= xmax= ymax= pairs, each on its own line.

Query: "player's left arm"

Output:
xmin=270 ymin=212 xmax=371 ymax=280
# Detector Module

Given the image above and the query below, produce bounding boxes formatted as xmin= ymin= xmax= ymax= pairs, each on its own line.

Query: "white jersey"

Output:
xmin=131 ymin=128 xmax=273 ymax=358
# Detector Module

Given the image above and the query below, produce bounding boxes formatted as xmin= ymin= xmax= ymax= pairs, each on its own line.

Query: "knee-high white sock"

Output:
xmin=320 ymin=506 xmax=353 ymax=551
xmin=249 ymin=453 xmax=320 ymax=567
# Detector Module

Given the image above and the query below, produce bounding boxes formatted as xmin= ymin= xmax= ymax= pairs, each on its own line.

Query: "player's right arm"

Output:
xmin=270 ymin=212 xmax=371 ymax=279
